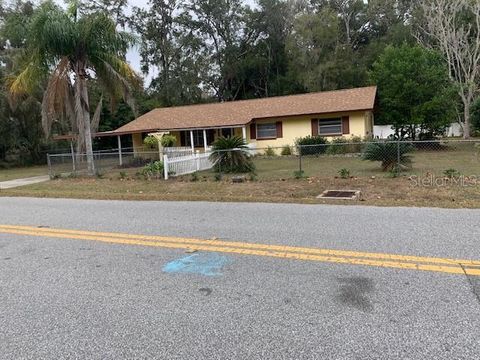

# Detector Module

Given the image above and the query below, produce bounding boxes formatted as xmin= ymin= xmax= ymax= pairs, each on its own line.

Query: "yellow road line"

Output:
xmin=0 ymin=225 xmax=478 ymax=276
xmin=1 ymin=224 xmax=479 ymax=267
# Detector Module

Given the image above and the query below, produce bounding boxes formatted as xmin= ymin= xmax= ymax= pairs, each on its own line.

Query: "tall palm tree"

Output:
xmin=8 ymin=0 xmax=141 ymax=175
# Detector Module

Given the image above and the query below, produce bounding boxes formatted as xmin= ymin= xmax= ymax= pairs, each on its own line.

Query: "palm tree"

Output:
xmin=209 ymin=136 xmax=255 ymax=173
xmin=8 ymin=1 xmax=140 ymax=175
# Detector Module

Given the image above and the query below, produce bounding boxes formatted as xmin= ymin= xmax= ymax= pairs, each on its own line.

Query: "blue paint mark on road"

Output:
xmin=163 ymin=253 xmax=230 ymax=276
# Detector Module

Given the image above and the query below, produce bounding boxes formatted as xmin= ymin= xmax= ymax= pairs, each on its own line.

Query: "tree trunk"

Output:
xmin=74 ymin=61 xmax=95 ymax=175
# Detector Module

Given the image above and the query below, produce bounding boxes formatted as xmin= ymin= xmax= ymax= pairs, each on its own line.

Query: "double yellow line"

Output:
xmin=0 ymin=224 xmax=479 ymax=276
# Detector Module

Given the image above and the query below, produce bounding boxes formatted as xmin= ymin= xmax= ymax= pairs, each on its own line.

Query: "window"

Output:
xmin=257 ymin=123 xmax=277 ymax=139
xmin=319 ymin=118 xmax=342 ymax=135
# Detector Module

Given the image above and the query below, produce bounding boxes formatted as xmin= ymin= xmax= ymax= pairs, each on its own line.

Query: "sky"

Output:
xmin=124 ymin=0 xmax=149 ymax=78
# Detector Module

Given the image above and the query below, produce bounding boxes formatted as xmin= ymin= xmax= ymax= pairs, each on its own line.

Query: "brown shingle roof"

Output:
xmin=114 ymin=86 xmax=377 ymax=134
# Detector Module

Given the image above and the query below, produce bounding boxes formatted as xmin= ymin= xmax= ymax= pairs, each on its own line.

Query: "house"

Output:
xmin=112 ymin=86 xmax=377 ymax=153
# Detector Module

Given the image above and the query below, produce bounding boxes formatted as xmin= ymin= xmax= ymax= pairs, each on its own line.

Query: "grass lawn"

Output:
xmin=1 ymin=144 xmax=479 ymax=208
xmin=1 ymin=172 xmax=479 ymax=209
xmin=0 ymin=165 xmax=49 ymax=182
xmin=251 ymin=145 xmax=480 ymax=180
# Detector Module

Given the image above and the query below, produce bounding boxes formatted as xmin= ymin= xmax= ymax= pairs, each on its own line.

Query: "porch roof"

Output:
xmin=112 ymin=86 xmax=377 ymax=135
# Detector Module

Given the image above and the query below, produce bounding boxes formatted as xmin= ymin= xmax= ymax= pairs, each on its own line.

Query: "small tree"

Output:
xmin=419 ymin=0 xmax=480 ymax=139
xmin=161 ymin=134 xmax=176 ymax=147
xmin=370 ymin=44 xmax=456 ymax=140
xmin=143 ymin=135 xmax=159 ymax=150
xmin=471 ymin=98 xmax=480 ymax=135
xmin=209 ymin=136 xmax=255 ymax=173
xmin=362 ymin=142 xmax=414 ymax=171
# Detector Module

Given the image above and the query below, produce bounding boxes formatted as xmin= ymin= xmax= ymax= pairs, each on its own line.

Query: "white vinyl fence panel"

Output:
xmin=163 ymin=151 xmax=214 ymax=179
xmin=374 ymin=123 xmax=463 ymax=139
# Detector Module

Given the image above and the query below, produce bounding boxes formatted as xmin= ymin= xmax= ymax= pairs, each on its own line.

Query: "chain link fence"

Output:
xmin=47 ymin=140 xmax=480 ymax=182
xmin=47 ymin=150 xmax=160 ymax=177
xmin=211 ymin=139 xmax=480 ymax=181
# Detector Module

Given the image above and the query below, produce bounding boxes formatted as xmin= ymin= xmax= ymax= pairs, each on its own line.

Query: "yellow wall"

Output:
xmin=132 ymin=133 xmax=143 ymax=156
xmin=130 ymin=110 xmax=370 ymax=153
xmin=248 ymin=111 xmax=369 ymax=149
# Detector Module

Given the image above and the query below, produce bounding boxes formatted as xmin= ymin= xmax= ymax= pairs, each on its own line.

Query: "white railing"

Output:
xmin=163 ymin=151 xmax=214 ymax=179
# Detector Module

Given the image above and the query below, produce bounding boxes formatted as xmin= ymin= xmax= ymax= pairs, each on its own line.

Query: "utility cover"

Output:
xmin=317 ymin=190 xmax=361 ymax=200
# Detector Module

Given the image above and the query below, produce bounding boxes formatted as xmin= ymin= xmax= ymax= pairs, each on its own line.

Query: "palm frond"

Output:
xmin=41 ymin=56 xmax=75 ymax=136
xmin=209 ymin=136 xmax=255 ymax=173
xmin=7 ymin=56 xmax=44 ymax=96
xmin=91 ymin=53 xmax=142 ymax=116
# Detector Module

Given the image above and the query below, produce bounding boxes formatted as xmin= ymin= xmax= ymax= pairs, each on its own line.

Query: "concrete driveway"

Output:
xmin=0 ymin=175 xmax=50 ymax=189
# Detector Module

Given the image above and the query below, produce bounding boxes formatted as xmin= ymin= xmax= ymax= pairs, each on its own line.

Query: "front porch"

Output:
xmin=131 ymin=125 xmax=248 ymax=154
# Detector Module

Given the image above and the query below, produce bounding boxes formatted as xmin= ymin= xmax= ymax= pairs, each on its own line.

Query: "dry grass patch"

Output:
xmin=2 ymin=174 xmax=479 ymax=208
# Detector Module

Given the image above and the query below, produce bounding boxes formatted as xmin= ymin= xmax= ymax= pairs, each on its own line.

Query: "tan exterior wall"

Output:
xmin=248 ymin=111 xmax=369 ymax=149
xmin=132 ymin=133 xmax=143 ymax=155
xmin=130 ymin=110 xmax=370 ymax=153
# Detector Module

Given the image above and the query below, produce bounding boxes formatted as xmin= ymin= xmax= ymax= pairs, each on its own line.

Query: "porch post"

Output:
xmin=242 ymin=126 xmax=247 ymax=142
xmin=190 ymin=130 xmax=195 ymax=152
xmin=203 ymin=129 xmax=208 ymax=151
xmin=117 ymin=135 xmax=123 ymax=166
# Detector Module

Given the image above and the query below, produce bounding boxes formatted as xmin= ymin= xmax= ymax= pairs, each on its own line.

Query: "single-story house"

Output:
xmin=112 ymin=86 xmax=377 ymax=153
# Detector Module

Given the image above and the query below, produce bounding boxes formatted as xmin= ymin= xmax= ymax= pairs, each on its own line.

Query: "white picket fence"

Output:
xmin=161 ymin=146 xmax=195 ymax=159
xmin=163 ymin=151 xmax=214 ymax=179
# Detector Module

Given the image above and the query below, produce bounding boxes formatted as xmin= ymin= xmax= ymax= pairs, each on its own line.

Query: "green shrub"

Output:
xmin=119 ymin=171 xmax=127 ymax=179
xmin=142 ymin=161 xmax=164 ymax=179
xmin=281 ymin=145 xmax=292 ymax=156
xmin=143 ymin=135 xmax=159 ymax=150
xmin=214 ymin=173 xmax=222 ymax=181
xmin=160 ymin=134 xmax=176 ymax=147
xmin=264 ymin=146 xmax=276 ymax=156
xmin=190 ymin=172 xmax=199 ymax=182
xmin=327 ymin=137 xmax=364 ymax=154
xmin=338 ymin=168 xmax=350 ymax=179
xmin=362 ymin=141 xmax=414 ymax=171
xmin=443 ymin=168 xmax=460 ymax=179
xmin=348 ymin=136 xmax=364 ymax=153
xmin=295 ymin=136 xmax=328 ymax=155
xmin=209 ymin=136 xmax=255 ymax=173
xmin=327 ymin=137 xmax=349 ymax=155
xmin=249 ymin=173 xmax=258 ymax=181
xmin=293 ymin=170 xmax=306 ymax=179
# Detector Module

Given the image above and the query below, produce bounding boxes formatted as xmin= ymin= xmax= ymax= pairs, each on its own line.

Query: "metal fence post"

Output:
xmin=47 ymin=153 xmax=52 ymax=178
xmin=396 ymin=139 xmax=401 ymax=174
xmin=298 ymin=145 xmax=303 ymax=173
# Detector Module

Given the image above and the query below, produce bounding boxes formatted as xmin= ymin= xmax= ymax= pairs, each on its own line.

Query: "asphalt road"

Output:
xmin=0 ymin=197 xmax=479 ymax=359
